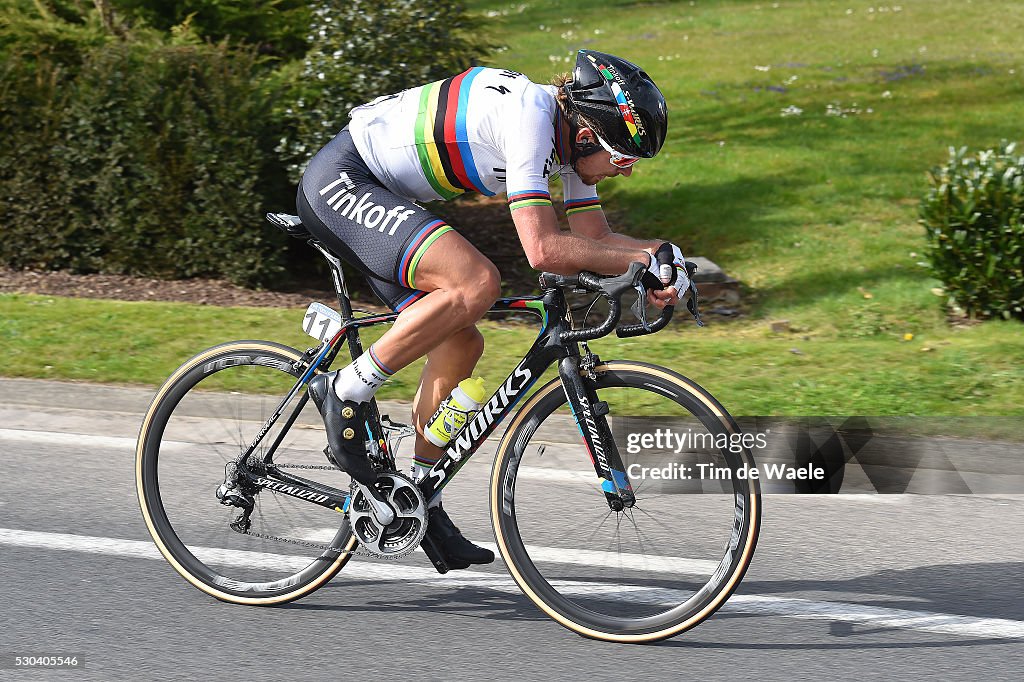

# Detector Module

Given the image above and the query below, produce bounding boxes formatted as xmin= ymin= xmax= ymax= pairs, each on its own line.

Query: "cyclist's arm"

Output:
xmin=566 ymin=207 xmax=666 ymax=254
xmin=566 ymin=208 xmax=681 ymax=308
xmin=511 ymin=204 xmax=649 ymax=276
xmin=559 ymin=163 xmax=669 ymax=257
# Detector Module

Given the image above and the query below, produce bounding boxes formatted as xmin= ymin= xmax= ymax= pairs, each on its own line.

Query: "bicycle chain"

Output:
xmin=271 ymin=462 xmax=340 ymax=471
xmin=236 ymin=463 xmax=388 ymax=558
xmin=234 ymin=487 xmax=383 ymax=558
xmin=235 ymin=522 xmax=364 ymax=557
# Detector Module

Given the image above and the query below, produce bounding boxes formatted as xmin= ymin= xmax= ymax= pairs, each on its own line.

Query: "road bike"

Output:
xmin=136 ymin=212 xmax=761 ymax=643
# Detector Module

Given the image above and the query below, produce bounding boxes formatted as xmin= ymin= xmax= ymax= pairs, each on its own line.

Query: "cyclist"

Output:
xmin=298 ymin=49 xmax=690 ymax=570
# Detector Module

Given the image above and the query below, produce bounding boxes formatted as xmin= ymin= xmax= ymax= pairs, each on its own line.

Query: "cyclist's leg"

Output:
xmin=296 ymin=125 xmax=500 ymax=436
xmin=411 ymin=325 xmax=485 ymax=466
xmin=297 ymin=129 xmax=498 ymax=564
xmin=374 ymin=249 xmax=498 ymax=565
xmin=297 ymin=129 xmax=499 ymax=368
xmin=364 ymin=246 xmax=495 ymax=469
xmin=365 ymin=230 xmax=499 ymax=370
xmin=366 ymin=274 xmax=496 ymax=566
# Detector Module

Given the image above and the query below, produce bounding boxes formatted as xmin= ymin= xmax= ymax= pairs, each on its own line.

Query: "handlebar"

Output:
xmin=539 ymin=261 xmax=676 ymax=342
xmin=616 ymin=303 xmax=675 ymax=338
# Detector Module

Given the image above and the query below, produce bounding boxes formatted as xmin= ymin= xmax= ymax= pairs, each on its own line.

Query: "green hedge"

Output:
xmin=1 ymin=43 xmax=287 ymax=285
xmin=920 ymin=143 xmax=1024 ymax=321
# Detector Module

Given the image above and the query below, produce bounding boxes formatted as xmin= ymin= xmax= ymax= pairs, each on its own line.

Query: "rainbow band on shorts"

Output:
xmin=393 ymin=291 xmax=427 ymax=313
xmin=565 ymin=197 xmax=602 ymax=217
xmin=508 ymin=190 xmax=553 ymax=212
xmin=398 ymin=219 xmax=453 ymax=289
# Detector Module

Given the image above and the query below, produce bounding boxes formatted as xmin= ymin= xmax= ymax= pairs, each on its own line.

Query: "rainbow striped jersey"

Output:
xmin=348 ymin=67 xmax=601 ymax=217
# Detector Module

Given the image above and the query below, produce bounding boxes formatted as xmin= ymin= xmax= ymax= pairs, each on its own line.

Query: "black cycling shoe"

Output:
xmin=307 ymin=372 xmax=377 ymax=486
xmin=426 ymin=504 xmax=494 ymax=568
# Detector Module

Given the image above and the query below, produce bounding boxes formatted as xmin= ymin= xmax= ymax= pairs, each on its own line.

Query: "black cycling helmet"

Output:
xmin=562 ymin=49 xmax=668 ymax=158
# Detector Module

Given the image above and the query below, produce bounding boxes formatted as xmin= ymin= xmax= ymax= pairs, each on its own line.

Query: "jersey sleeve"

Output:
xmin=503 ymin=83 xmax=559 ymax=214
xmin=560 ymin=168 xmax=602 ymax=218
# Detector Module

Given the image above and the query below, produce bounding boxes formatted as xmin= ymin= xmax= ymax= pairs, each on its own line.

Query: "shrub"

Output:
xmin=920 ymin=142 xmax=1024 ymax=320
xmin=0 ymin=54 xmax=78 ymax=270
xmin=0 ymin=40 xmax=290 ymax=286
xmin=279 ymin=0 xmax=492 ymax=176
xmin=110 ymin=0 xmax=312 ymax=60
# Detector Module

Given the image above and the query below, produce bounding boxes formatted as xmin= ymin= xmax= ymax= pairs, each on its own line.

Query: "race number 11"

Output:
xmin=302 ymin=302 xmax=343 ymax=342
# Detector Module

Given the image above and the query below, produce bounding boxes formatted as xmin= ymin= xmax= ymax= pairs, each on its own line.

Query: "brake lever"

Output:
xmin=630 ymin=283 xmax=650 ymax=331
xmin=629 ymin=270 xmax=666 ymax=331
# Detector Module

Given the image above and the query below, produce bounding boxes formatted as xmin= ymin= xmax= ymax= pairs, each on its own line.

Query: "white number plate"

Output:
xmin=302 ymin=302 xmax=343 ymax=342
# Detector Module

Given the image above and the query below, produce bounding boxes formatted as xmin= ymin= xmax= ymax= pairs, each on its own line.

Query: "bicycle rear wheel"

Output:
xmin=490 ymin=360 xmax=760 ymax=642
xmin=136 ymin=341 xmax=357 ymax=604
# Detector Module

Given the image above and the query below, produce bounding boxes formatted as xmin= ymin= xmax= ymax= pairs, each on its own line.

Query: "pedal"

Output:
xmin=419 ymin=533 xmax=452 ymax=574
xmin=323 ymin=445 xmax=340 ymax=469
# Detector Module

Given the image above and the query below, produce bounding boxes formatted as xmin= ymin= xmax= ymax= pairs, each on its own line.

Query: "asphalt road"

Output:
xmin=0 ymin=378 xmax=1022 ymax=681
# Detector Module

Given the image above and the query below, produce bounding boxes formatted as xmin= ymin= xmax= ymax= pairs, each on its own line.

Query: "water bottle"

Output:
xmin=424 ymin=377 xmax=486 ymax=447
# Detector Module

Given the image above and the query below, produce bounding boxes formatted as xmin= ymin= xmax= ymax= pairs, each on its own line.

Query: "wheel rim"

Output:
xmin=491 ymin=363 xmax=760 ymax=640
xmin=137 ymin=343 xmax=356 ymax=602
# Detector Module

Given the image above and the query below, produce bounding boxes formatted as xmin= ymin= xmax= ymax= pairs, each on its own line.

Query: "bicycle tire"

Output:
xmin=489 ymin=360 xmax=760 ymax=642
xmin=136 ymin=340 xmax=357 ymax=605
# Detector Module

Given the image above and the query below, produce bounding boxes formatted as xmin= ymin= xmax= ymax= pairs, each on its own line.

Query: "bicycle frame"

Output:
xmin=232 ymin=240 xmax=637 ymax=517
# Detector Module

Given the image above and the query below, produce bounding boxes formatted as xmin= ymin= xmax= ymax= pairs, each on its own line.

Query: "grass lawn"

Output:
xmin=3 ymin=293 xmax=1022 ymax=416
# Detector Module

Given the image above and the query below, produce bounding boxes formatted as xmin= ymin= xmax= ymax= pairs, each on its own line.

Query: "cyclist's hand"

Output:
xmin=645 ymin=242 xmax=689 ymax=307
xmin=647 ymin=287 xmax=677 ymax=309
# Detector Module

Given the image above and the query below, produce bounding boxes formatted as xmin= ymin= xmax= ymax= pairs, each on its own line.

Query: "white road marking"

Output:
xmin=297 ymin=528 xmax=719 ymax=575
xmin=482 ymin=542 xmax=719 ymax=575
xmin=2 ymin=527 xmax=1022 ymax=640
xmin=0 ymin=428 xmax=190 ymax=453
xmin=0 ymin=429 xmax=141 ymax=451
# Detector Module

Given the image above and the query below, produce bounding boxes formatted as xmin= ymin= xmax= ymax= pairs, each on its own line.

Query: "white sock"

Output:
xmin=332 ymin=345 xmax=394 ymax=403
xmin=411 ymin=461 xmax=443 ymax=508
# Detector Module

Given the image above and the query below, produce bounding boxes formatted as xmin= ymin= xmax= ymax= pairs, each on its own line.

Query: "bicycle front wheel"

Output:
xmin=490 ymin=360 xmax=760 ymax=643
xmin=136 ymin=341 xmax=357 ymax=605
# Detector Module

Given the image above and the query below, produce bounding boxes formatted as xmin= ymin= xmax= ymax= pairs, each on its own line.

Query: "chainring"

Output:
xmin=348 ymin=471 xmax=427 ymax=560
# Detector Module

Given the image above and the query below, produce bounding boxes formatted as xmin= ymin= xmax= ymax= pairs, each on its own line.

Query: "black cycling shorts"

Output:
xmin=296 ymin=127 xmax=453 ymax=311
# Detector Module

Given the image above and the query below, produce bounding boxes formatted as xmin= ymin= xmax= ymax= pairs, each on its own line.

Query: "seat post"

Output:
xmin=309 ymin=240 xmax=355 ymax=322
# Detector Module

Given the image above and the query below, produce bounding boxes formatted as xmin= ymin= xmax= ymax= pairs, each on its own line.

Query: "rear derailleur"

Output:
xmin=215 ymin=461 xmax=257 ymax=532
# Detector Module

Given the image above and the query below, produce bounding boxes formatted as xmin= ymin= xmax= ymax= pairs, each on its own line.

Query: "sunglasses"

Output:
xmin=594 ymin=132 xmax=641 ymax=169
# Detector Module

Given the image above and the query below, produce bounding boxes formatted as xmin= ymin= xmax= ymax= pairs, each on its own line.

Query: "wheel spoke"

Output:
xmin=139 ymin=344 xmax=355 ymax=603
xmin=492 ymin=365 xmax=760 ymax=641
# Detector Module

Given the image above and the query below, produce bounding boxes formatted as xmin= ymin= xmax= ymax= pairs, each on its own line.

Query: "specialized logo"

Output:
xmin=203 ymin=355 xmax=292 ymax=374
xmin=576 ymin=394 xmax=611 ymax=476
xmin=212 ymin=574 xmax=301 ymax=592
xmin=319 ymin=172 xmax=416 ymax=236
xmin=501 ymin=452 xmax=521 ymax=517
xmin=730 ymin=492 xmax=745 ymax=550
xmin=256 ymin=477 xmax=331 ymax=504
xmin=710 ymin=493 xmax=747 ymax=588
